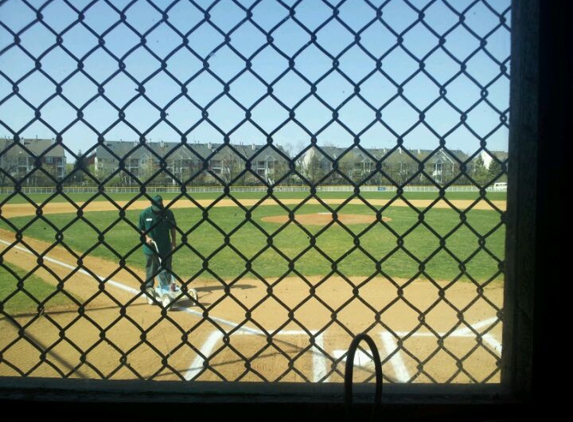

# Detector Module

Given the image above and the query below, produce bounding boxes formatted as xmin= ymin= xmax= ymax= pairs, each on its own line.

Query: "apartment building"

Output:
xmin=93 ymin=140 xmax=289 ymax=186
xmin=0 ymin=138 xmax=66 ymax=186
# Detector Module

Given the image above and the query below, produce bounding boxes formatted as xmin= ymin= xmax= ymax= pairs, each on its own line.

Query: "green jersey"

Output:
xmin=138 ymin=206 xmax=177 ymax=257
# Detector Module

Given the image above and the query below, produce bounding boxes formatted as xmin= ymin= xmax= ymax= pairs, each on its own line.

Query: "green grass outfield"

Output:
xmin=0 ymin=263 xmax=78 ymax=315
xmin=0 ymin=190 xmax=506 ymax=284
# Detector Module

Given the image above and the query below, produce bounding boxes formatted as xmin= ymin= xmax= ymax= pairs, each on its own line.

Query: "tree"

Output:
xmin=71 ymin=151 xmax=91 ymax=185
xmin=487 ymin=159 xmax=505 ymax=184
xmin=0 ymin=153 xmax=19 ymax=187
xmin=271 ymin=157 xmax=290 ymax=185
xmin=338 ymin=153 xmax=356 ymax=183
xmin=305 ymin=150 xmax=324 ymax=184
xmin=220 ymin=147 xmax=244 ymax=185
xmin=471 ymin=155 xmax=489 ymax=186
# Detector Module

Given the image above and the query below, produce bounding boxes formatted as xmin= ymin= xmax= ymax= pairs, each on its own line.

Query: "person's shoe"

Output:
xmin=145 ymin=288 xmax=156 ymax=305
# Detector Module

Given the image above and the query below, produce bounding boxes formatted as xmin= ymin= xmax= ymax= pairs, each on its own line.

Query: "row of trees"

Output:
xmin=62 ymin=150 xmax=505 ymax=188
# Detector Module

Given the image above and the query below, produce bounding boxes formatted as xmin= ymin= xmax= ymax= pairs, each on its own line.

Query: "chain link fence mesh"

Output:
xmin=0 ymin=0 xmax=509 ymax=384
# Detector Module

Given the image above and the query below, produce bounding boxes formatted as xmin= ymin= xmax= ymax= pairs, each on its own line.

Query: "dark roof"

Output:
xmin=95 ymin=140 xmax=287 ymax=162
xmin=310 ymin=146 xmax=469 ymax=163
xmin=0 ymin=138 xmax=66 ymax=157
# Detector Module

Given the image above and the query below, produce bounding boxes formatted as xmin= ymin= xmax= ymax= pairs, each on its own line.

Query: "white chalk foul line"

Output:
xmin=331 ymin=332 xmax=411 ymax=382
xmin=312 ymin=334 xmax=327 ymax=382
xmin=0 ymin=238 xmax=141 ymax=296
xmin=0 ymin=238 xmax=263 ymax=327
xmin=0 ymin=239 xmax=294 ymax=331
xmin=184 ymin=331 xmax=223 ymax=380
xmin=381 ymin=331 xmax=411 ymax=382
xmin=453 ymin=317 xmax=499 ymax=336
xmin=183 ymin=330 xmax=327 ymax=382
xmin=483 ymin=334 xmax=502 ymax=354
xmin=394 ymin=317 xmax=503 ymax=356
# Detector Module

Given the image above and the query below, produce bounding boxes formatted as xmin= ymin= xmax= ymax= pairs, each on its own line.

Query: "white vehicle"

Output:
xmin=492 ymin=182 xmax=507 ymax=191
xmin=148 ymin=241 xmax=198 ymax=309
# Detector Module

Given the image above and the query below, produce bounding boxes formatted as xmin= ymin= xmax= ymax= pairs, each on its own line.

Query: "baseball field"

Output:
xmin=0 ymin=191 xmax=506 ymax=384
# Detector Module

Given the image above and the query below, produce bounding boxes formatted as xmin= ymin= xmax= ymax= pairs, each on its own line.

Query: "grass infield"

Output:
xmin=0 ymin=191 xmax=506 ymax=284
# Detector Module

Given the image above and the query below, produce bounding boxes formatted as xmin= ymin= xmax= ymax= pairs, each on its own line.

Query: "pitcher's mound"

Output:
xmin=262 ymin=213 xmax=391 ymax=226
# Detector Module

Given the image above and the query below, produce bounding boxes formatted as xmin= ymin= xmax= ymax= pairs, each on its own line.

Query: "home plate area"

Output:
xmin=185 ymin=318 xmax=501 ymax=383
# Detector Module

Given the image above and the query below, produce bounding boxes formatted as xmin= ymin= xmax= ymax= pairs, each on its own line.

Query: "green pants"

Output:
xmin=144 ymin=253 xmax=172 ymax=291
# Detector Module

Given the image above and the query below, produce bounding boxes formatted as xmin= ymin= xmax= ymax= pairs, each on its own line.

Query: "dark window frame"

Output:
xmin=0 ymin=0 xmax=566 ymax=420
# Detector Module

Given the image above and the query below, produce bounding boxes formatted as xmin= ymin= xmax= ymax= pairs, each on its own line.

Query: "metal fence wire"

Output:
xmin=0 ymin=0 xmax=509 ymax=384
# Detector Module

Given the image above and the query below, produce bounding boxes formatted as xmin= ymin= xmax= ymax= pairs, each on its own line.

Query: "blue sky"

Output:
xmin=0 ymin=0 xmax=511 ymax=159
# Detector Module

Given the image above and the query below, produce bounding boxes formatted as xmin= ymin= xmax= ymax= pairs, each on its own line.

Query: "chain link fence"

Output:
xmin=0 ymin=0 xmax=510 ymax=385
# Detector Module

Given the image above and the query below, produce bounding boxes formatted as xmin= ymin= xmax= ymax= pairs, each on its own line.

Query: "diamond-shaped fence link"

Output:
xmin=0 ymin=0 xmax=509 ymax=384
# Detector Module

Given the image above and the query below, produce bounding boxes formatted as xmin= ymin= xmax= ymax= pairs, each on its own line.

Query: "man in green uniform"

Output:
xmin=138 ymin=195 xmax=177 ymax=304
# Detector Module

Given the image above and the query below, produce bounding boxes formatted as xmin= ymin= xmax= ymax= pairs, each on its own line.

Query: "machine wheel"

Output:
xmin=190 ymin=289 xmax=198 ymax=302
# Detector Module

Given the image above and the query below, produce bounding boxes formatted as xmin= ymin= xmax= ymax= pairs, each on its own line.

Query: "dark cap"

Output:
xmin=151 ymin=195 xmax=163 ymax=212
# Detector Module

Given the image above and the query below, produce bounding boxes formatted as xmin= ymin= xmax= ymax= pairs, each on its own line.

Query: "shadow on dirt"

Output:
xmin=192 ymin=283 xmax=256 ymax=293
